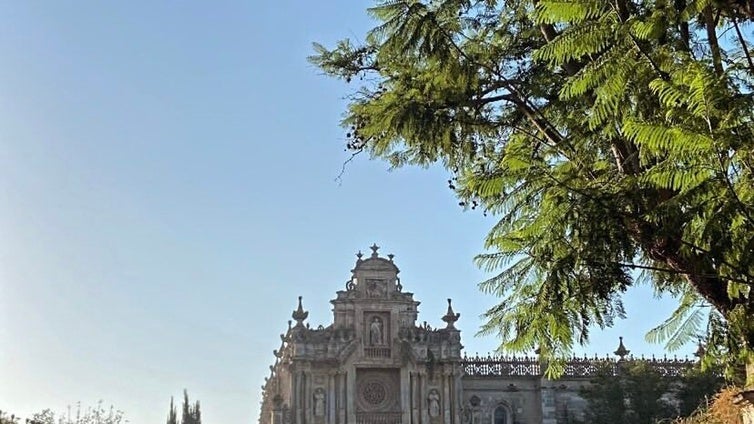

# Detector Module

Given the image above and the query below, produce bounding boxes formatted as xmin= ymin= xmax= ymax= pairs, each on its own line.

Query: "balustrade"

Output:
xmin=461 ymin=355 xmax=695 ymax=377
xmin=355 ymin=412 xmax=402 ymax=424
xmin=364 ymin=347 xmax=391 ymax=358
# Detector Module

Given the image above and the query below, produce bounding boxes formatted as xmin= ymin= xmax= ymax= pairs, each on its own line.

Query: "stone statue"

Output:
xmin=370 ymin=317 xmax=383 ymax=345
xmin=367 ymin=280 xmax=384 ymax=298
xmin=428 ymin=390 xmax=440 ymax=417
xmin=313 ymin=389 xmax=326 ymax=417
xmin=461 ymin=407 xmax=471 ymax=424
xmin=471 ymin=408 xmax=481 ymax=424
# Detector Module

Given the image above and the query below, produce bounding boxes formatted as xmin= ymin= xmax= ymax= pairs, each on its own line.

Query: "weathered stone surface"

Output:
xmin=259 ymin=247 xmax=697 ymax=424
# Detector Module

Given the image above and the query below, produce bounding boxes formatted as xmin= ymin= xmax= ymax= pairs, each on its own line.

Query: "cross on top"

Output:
xmin=370 ymin=243 xmax=380 ymax=257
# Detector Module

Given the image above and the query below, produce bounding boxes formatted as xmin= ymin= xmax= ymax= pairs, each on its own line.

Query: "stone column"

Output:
xmin=302 ymin=372 xmax=309 ymax=424
xmin=327 ymin=373 xmax=335 ymax=424
xmin=411 ymin=372 xmax=419 ymax=424
xmin=443 ymin=371 xmax=451 ymax=424
xmin=420 ymin=372 xmax=428 ymax=424
xmin=337 ymin=371 xmax=346 ymax=424
xmin=347 ymin=370 xmax=356 ymax=424
xmin=293 ymin=371 xmax=302 ymax=424
xmin=451 ymin=368 xmax=462 ymax=424
xmin=401 ymin=367 xmax=411 ymax=424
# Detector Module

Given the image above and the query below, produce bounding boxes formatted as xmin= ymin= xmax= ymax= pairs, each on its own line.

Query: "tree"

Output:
xmin=579 ymin=362 xmax=677 ymax=424
xmin=676 ymin=365 xmax=726 ymax=417
xmin=0 ymin=411 xmax=27 ymax=424
xmin=310 ymin=0 xmax=754 ymax=384
xmin=576 ymin=362 xmax=723 ymax=424
xmin=180 ymin=391 xmax=200 ymax=424
xmin=166 ymin=396 xmax=177 ymax=424
xmin=165 ymin=390 xmax=200 ymax=424
xmin=30 ymin=402 xmax=126 ymax=424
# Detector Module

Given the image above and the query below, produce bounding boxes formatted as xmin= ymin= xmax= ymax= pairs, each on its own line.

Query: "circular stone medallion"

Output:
xmin=357 ymin=375 xmax=396 ymax=411
xmin=362 ymin=381 xmax=387 ymax=405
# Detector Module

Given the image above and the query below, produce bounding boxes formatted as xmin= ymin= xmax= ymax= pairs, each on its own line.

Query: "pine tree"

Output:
xmin=311 ymin=0 xmax=754 ymax=384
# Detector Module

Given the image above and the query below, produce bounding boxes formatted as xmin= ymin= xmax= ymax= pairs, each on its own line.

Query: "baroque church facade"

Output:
xmin=258 ymin=246 xmax=694 ymax=424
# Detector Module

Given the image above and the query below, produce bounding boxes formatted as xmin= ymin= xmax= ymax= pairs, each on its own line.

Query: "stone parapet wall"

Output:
xmin=462 ymin=354 xmax=696 ymax=378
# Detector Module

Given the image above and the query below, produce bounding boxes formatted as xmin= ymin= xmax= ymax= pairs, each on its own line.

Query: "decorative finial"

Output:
xmin=614 ymin=336 xmax=630 ymax=360
xmin=388 ymin=253 xmax=394 ymax=262
xmin=292 ymin=296 xmax=309 ymax=327
xmin=442 ymin=298 xmax=460 ymax=329
xmin=356 ymin=250 xmax=363 ymax=260
xmin=370 ymin=243 xmax=380 ymax=257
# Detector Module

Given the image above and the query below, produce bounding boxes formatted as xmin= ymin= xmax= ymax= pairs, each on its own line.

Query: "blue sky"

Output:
xmin=1 ymin=2 xmax=696 ymax=423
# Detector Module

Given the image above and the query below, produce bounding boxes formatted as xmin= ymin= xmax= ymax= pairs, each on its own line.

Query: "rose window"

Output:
xmin=362 ymin=381 xmax=387 ymax=405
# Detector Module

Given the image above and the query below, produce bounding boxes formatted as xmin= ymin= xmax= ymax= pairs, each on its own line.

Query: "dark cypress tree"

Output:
xmin=192 ymin=401 xmax=200 ymax=424
xmin=181 ymin=390 xmax=192 ymax=424
xmin=180 ymin=390 xmax=201 ymax=424
xmin=166 ymin=397 xmax=177 ymax=424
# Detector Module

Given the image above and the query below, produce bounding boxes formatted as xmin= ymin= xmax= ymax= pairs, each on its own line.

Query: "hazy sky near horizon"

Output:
xmin=1 ymin=2 xmax=695 ymax=423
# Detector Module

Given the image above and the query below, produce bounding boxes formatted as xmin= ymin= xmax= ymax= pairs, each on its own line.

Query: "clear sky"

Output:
xmin=0 ymin=2 xmax=696 ymax=423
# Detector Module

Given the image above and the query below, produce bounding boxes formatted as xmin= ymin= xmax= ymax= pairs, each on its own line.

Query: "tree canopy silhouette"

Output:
xmin=311 ymin=0 xmax=754 ymax=381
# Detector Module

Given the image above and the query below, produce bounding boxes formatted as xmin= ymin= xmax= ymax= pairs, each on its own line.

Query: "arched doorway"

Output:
xmin=494 ymin=406 xmax=508 ymax=424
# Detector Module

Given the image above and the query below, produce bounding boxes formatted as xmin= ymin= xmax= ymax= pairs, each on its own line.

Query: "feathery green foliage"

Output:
xmin=311 ymin=0 xmax=754 ymax=380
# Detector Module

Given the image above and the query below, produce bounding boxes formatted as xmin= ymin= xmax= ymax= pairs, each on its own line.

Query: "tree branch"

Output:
xmin=703 ymin=6 xmax=724 ymax=76
xmin=334 ymin=148 xmax=364 ymax=185
xmin=733 ymin=17 xmax=754 ymax=75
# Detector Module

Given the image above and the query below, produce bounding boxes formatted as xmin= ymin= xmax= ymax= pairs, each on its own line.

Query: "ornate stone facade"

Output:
xmin=258 ymin=246 xmax=696 ymax=424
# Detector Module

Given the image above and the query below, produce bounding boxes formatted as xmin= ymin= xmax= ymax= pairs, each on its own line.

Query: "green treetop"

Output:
xmin=311 ymin=0 xmax=754 ymax=381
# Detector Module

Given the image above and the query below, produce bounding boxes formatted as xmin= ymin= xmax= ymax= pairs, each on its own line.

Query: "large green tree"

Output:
xmin=311 ymin=0 xmax=754 ymax=382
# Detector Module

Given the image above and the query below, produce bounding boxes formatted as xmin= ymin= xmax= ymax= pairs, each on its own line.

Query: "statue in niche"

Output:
xmin=461 ymin=407 xmax=471 ymax=424
xmin=369 ymin=317 xmax=383 ymax=345
xmin=313 ymin=388 xmax=326 ymax=417
xmin=472 ymin=409 xmax=481 ymax=424
xmin=428 ymin=390 xmax=441 ymax=417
